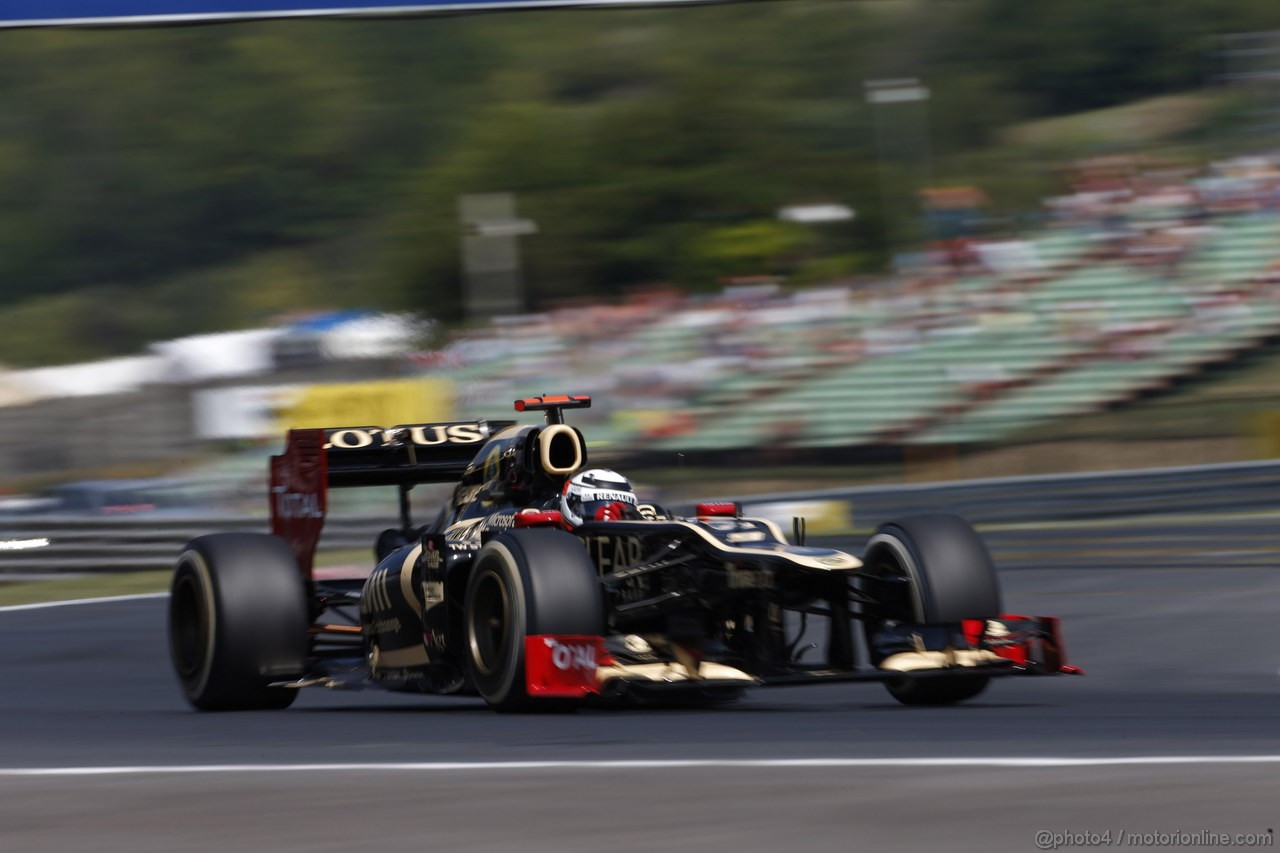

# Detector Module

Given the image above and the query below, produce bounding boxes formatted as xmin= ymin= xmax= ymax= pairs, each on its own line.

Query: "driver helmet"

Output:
xmin=560 ymin=468 xmax=639 ymax=527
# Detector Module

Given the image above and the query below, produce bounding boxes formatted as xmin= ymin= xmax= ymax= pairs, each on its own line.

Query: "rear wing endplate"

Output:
xmin=270 ymin=419 xmax=514 ymax=578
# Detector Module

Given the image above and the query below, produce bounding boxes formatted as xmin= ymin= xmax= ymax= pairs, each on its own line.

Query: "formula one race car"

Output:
xmin=168 ymin=394 xmax=1080 ymax=712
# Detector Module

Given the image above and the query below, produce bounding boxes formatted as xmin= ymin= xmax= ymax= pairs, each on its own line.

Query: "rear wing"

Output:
xmin=269 ymin=420 xmax=514 ymax=578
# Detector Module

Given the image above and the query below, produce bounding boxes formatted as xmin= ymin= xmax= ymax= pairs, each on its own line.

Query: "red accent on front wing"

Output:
xmin=961 ymin=619 xmax=986 ymax=649
xmin=524 ymin=635 xmax=605 ymax=698
xmin=1036 ymin=615 xmax=1084 ymax=674
xmin=963 ymin=614 xmax=1083 ymax=675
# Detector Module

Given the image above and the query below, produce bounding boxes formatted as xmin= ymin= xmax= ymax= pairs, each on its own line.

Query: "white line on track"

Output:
xmin=0 ymin=592 xmax=167 ymax=613
xmin=5 ymin=757 xmax=1280 ymax=776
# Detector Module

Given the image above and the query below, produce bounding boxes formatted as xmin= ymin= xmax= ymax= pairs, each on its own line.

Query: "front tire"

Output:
xmin=861 ymin=514 xmax=1002 ymax=706
xmin=464 ymin=529 xmax=604 ymax=711
xmin=169 ymin=533 xmax=311 ymax=711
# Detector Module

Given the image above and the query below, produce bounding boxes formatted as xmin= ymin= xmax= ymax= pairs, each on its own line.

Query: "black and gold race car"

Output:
xmin=167 ymin=394 xmax=1079 ymax=712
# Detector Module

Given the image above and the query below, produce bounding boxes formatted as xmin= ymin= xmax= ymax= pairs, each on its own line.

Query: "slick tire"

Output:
xmin=862 ymin=514 xmax=1002 ymax=706
xmin=464 ymin=529 xmax=604 ymax=712
xmin=881 ymin=673 xmax=991 ymax=706
xmin=169 ymin=533 xmax=310 ymax=711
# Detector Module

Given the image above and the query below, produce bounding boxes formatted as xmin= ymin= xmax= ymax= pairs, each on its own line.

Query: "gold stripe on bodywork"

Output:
xmin=878 ymin=649 xmax=1005 ymax=671
xmin=599 ymin=520 xmax=862 ymax=571
xmin=373 ymin=644 xmax=430 ymax=669
xmin=596 ymin=661 xmax=757 ymax=684
xmin=400 ymin=543 xmax=424 ymax=617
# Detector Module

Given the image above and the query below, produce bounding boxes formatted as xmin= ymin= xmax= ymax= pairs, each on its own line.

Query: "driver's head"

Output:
xmin=560 ymin=468 xmax=639 ymax=527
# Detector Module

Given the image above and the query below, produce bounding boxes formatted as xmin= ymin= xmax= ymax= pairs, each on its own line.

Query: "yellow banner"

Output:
xmin=277 ymin=378 xmax=455 ymax=430
xmin=748 ymin=499 xmax=853 ymax=536
xmin=1253 ymin=411 xmax=1280 ymax=458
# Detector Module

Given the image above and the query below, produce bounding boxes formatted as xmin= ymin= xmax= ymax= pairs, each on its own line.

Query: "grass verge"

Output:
xmin=0 ymin=570 xmax=171 ymax=608
xmin=0 ymin=547 xmax=371 ymax=608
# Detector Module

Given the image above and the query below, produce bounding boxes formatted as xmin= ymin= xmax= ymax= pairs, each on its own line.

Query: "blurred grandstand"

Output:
xmin=4 ymin=154 xmax=1280 ymax=493
xmin=424 ymin=155 xmax=1280 ymax=463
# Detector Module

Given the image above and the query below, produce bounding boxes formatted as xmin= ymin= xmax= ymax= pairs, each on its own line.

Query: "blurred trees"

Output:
xmin=0 ymin=0 xmax=1277 ymax=364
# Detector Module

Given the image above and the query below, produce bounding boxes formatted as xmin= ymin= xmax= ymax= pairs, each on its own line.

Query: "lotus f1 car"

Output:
xmin=168 ymin=394 xmax=1080 ymax=712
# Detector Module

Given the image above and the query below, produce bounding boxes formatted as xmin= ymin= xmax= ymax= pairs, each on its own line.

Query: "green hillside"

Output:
xmin=0 ymin=0 xmax=1276 ymax=366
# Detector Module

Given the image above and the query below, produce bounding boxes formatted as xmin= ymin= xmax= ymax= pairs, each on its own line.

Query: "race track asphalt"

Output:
xmin=2 ymin=520 xmax=1278 ymax=852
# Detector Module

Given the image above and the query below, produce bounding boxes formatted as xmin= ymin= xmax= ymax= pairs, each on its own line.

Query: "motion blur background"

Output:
xmin=5 ymin=0 xmax=1280 ymax=516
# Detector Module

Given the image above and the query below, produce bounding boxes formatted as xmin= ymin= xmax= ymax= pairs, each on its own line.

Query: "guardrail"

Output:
xmin=3 ymin=458 xmax=1279 ymax=574
xmin=733 ymin=458 xmax=1280 ymax=531
xmin=0 ymin=516 xmax=387 ymax=574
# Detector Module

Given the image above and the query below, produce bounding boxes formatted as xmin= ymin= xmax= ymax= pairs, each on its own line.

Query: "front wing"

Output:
xmin=522 ymin=614 xmax=1082 ymax=700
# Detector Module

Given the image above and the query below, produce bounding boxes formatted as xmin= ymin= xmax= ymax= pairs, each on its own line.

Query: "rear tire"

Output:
xmin=464 ymin=529 xmax=604 ymax=712
xmin=861 ymin=514 xmax=1002 ymax=706
xmin=169 ymin=533 xmax=311 ymax=711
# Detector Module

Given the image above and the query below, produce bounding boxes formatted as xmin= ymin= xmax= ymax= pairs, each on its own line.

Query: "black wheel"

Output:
xmin=861 ymin=514 xmax=1002 ymax=706
xmin=880 ymin=672 xmax=990 ymax=706
xmin=169 ymin=533 xmax=311 ymax=711
xmin=464 ymin=529 xmax=604 ymax=711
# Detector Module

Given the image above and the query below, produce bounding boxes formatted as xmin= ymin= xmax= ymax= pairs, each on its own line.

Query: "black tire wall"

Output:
xmin=169 ymin=533 xmax=310 ymax=711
